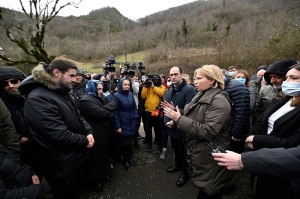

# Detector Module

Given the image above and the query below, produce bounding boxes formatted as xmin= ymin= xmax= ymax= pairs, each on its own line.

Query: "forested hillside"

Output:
xmin=1 ymin=0 xmax=300 ymax=75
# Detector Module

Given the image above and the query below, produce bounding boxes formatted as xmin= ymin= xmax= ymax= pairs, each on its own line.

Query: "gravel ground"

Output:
xmin=79 ymin=130 xmax=254 ymax=199
xmin=44 ymin=129 xmax=255 ymax=199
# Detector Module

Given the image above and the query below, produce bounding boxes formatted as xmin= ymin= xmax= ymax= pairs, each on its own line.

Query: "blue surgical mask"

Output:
xmin=282 ymin=81 xmax=300 ymax=96
xmin=235 ymin=78 xmax=246 ymax=85
xmin=228 ymin=71 xmax=235 ymax=77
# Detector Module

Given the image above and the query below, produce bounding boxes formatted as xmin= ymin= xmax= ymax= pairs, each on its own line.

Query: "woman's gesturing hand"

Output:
xmin=161 ymin=101 xmax=174 ymax=110
xmin=164 ymin=106 xmax=181 ymax=122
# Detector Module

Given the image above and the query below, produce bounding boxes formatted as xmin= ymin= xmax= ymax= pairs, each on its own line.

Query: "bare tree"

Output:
xmin=0 ymin=0 xmax=82 ymax=65
xmin=118 ymin=16 xmax=133 ymax=62
xmin=101 ymin=15 xmax=115 ymax=55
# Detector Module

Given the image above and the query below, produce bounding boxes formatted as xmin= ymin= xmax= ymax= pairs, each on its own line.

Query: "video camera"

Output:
xmin=138 ymin=60 xmax=145 ymax=70
xmin=101 ymin=78 xmax=119 ymax=93
xmin=103 ymin=55 xmax=118 ymax=72
xmin=123 ymin=62 xmax=137 ymax=70
xmin=121 ymin=62 xmax=136 ymax=77
xmin=143 ymin=74 xmax=161 ymax=88
xmin=121 ymin=60 xmax=146 ymax=76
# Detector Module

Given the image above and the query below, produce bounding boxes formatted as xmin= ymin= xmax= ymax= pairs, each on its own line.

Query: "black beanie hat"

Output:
xmin=0 ymin=66 xmax=27 ymax=81
xmin=257 ymin=65 xmax=268 ymax=72
xmin=264 ymin=59 xmax=297 ymax=84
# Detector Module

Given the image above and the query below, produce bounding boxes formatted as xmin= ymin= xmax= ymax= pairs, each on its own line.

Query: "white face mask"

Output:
xmin=282 ymin=81 xmax=300 ymax=96
xmin=167 ymin=81 xmax=172 ymax=87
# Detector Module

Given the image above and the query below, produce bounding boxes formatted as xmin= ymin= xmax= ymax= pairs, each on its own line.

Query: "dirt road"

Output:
xmin=79 ymin=137 xmax=254 ymax=199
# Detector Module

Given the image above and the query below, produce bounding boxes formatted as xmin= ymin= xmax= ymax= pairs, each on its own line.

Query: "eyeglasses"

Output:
xmin=0 ymin=79 xmax=20 ymax=86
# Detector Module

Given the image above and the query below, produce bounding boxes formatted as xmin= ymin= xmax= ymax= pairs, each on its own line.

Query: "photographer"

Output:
xmin=141 ymin=75 xmax=165 ymax=152
xmin=102 ymin=66 xmax=118 ymax=96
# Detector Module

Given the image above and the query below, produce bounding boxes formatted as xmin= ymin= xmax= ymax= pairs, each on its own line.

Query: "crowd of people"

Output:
xmin=0 ymin=56 xmax=299 ymax=199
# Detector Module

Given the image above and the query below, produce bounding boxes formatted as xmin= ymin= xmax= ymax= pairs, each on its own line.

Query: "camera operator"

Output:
xmin=102 ymin=66 xmax=118 ymax=95
xmin=141 ymin=75 xmax=165 ymax=152
xmin=104 ymin=67 xmax=116 ymax=81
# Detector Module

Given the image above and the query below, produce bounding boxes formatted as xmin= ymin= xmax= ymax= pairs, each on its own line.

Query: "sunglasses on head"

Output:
xmin=0 ymin=79 xmax=19 ymax=86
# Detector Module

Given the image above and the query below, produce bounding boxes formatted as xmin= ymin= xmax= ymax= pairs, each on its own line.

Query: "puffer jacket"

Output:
xmin=177 ymin=88 xmax=235 ymax=195
xmin=18 ymin=64 xmax=92 ymax=179
xmin=224 ymin=77 xmax=251 ymax=139
xmin=0 ymin=146 xmax=44 ymax=199
xmin=141 ymin=84 xmax=165 ymax=112
xmin=113 ymin=78 xmax=139 ymax=137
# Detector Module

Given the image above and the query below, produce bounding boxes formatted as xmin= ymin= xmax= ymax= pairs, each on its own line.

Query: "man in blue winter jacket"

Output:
xmin=162 ymin=66 xmax=196 ymax=187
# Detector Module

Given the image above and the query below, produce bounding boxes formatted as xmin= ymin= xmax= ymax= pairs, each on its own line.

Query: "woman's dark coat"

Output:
xmin=113 ymin=79 xmax=139 ymax=138
xmin=250 ymin=96 xmax=300 ymax=149
xmin=249 ymin=96 xmax=300 ymax=199
xmin=79 ymin=93 xmax=116 ymax=183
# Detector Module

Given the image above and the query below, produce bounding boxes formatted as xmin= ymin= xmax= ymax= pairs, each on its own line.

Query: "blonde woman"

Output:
xmin=163 ymin=65 xmax=234 ymax=199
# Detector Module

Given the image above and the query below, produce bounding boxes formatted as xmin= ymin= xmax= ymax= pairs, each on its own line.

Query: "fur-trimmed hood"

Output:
xmin=18 ymin=64 xmax=60 ymax=95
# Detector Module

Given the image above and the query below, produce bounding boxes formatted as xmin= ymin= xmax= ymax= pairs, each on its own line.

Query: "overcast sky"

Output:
xmin=0 ymin=0 xmax=198 ymax=21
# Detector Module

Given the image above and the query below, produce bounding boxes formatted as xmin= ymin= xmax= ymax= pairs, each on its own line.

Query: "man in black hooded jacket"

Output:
xmin=18 ymin=58 xmax=95 ymax=199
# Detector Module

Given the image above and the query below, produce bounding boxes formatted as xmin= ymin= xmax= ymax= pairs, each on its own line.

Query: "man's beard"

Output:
xmin=273 ymin=84 xmax=282 ymax=89
xmin=59 ymin=76 xmax=72 ymax=92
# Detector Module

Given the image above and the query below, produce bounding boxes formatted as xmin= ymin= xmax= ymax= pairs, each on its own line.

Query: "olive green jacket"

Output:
xmin=177 ymin=88 xmax=234 ymax=195
xmin=0 ymin=98 xmax=21 ymax=158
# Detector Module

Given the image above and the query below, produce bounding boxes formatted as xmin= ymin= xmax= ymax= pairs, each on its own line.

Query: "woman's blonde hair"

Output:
xmin=194 ymin=65 xmax=225 ymax=90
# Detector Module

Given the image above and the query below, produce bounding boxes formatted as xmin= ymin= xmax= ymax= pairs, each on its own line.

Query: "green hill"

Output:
xmin=1 ymin=0 xmax=300 ymax=75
